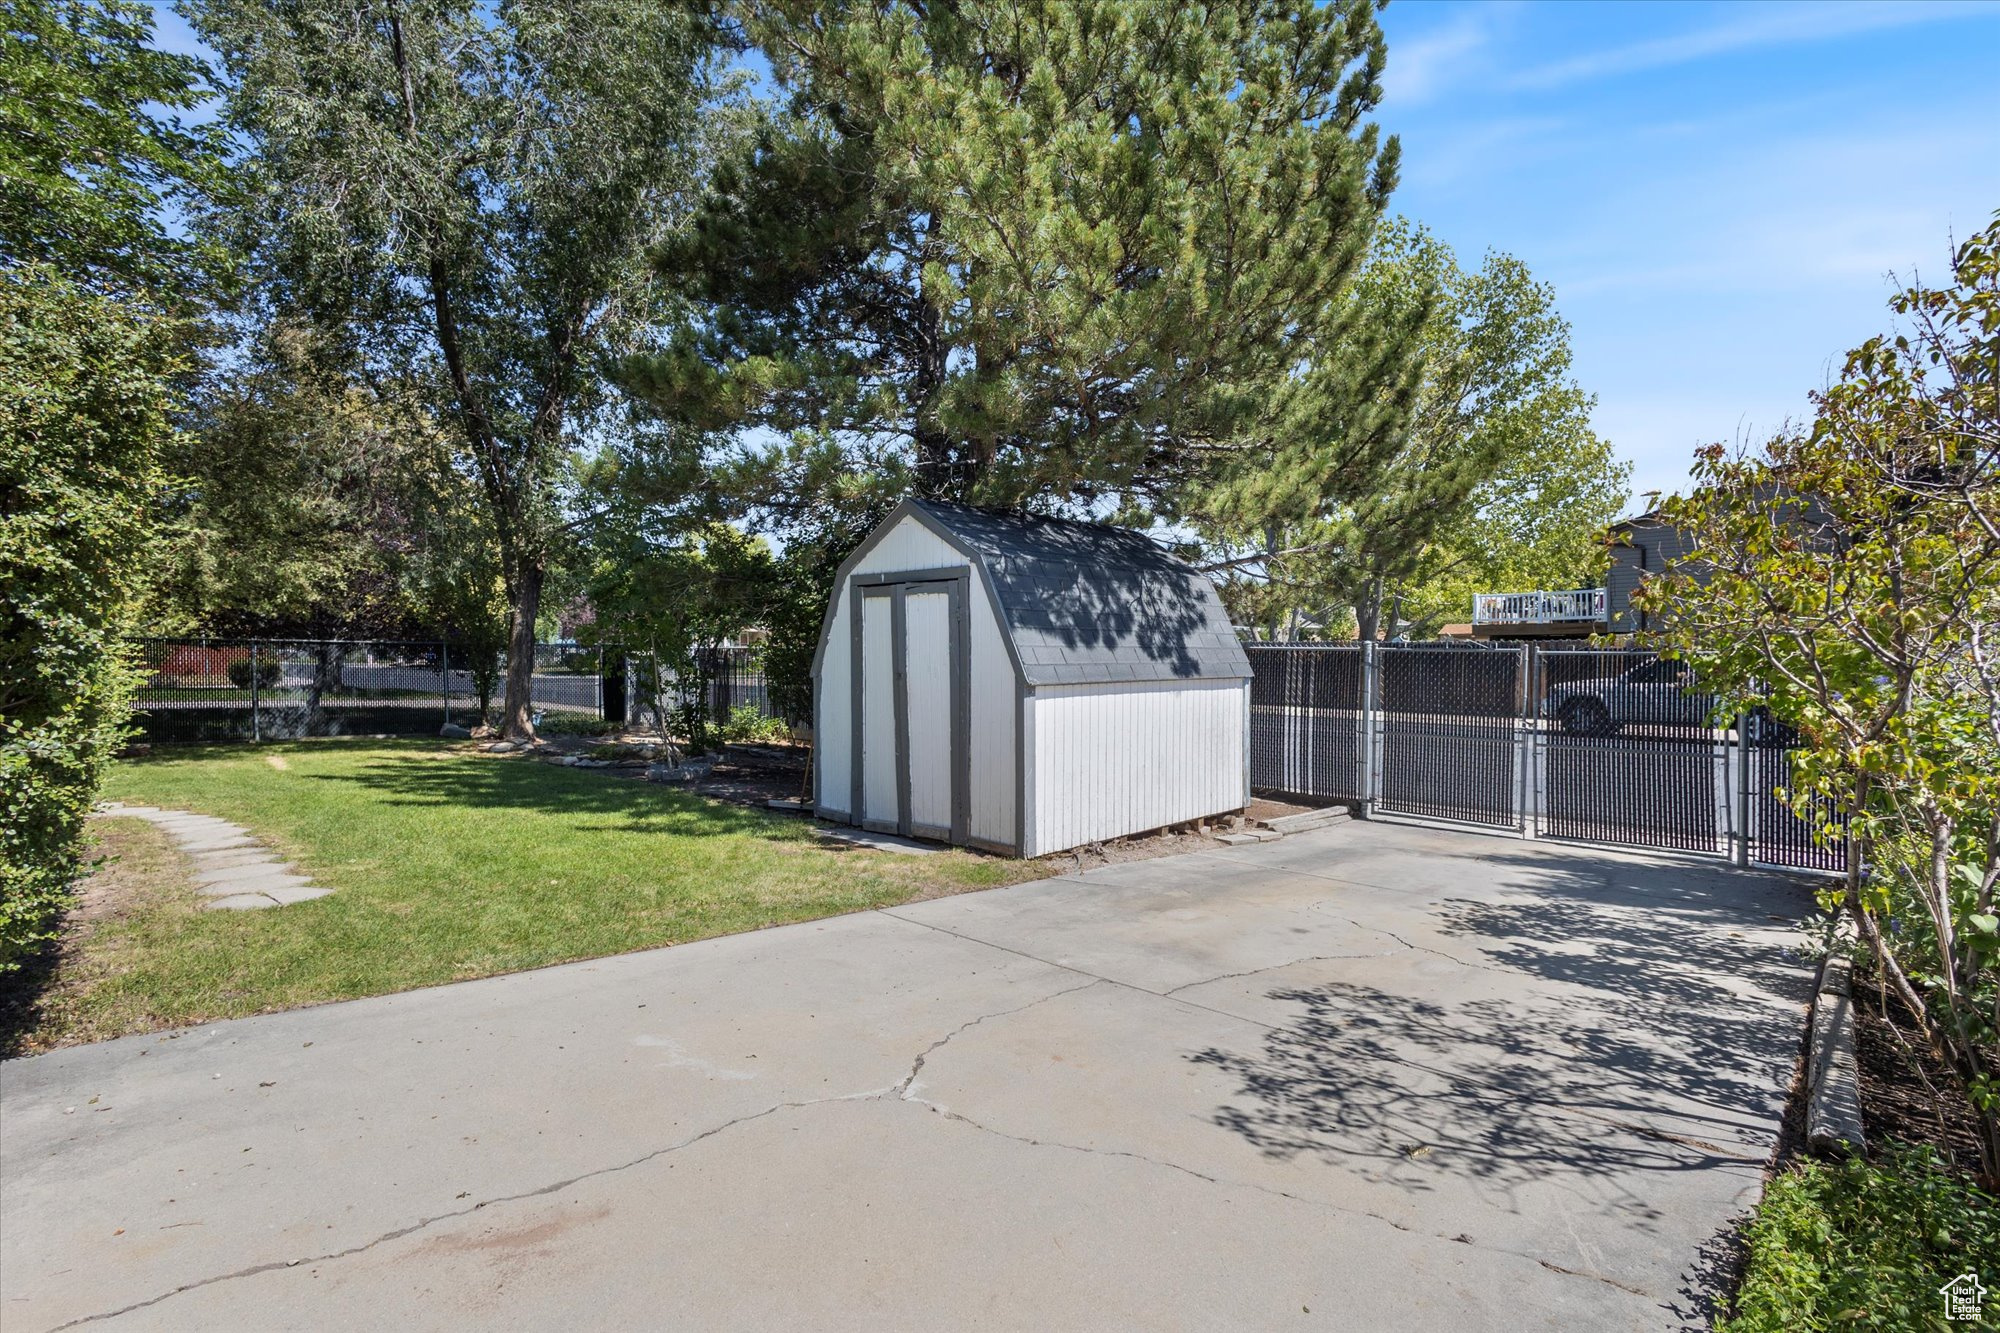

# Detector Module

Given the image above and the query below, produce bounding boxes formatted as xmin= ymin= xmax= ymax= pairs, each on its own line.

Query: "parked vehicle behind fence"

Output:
xmin=1541 ymin=658 xmax=1713 ymax=735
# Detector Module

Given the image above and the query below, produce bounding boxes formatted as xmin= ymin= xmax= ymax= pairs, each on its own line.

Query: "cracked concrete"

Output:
xmin=2 ymin=820 xmax=1812 ymax=1331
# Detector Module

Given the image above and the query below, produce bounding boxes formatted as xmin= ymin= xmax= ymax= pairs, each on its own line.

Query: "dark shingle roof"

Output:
xmin=911 ymin=500 xmax=1250 ymax=686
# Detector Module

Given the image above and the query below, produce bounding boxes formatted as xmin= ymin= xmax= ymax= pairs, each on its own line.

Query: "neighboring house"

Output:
xmin=1604 ymin=510 xmax=1700 ymax=635
xmin=1466 ymin=509 xmax=1701 ymax=641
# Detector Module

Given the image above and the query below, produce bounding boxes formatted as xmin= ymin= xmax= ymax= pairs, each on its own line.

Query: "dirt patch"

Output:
xmin=1244 ymin=796 xmax=1321 ymax=822
xmin=1032 ymin=827 xmax=1235 ymax=872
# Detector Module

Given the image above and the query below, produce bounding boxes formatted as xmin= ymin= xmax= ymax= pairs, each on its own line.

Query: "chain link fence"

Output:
xmin=1245 ymin=639 xmax=1847 ymax=873
xmin=131 ymin=638 xmax=786 ymax=746
xmin=132 ymin=639 xmax=610 ymax=742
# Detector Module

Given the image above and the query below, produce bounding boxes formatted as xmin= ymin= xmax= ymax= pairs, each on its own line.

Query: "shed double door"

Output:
xmin=858 ymin=579 xmax=965 ymax=842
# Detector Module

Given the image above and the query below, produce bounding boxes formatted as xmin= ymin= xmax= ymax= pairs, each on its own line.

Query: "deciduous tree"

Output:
xmin=1641 ymin=217 xmax=2000 ymax=1179
xmin=1207 ymin=221 xmax=1622 ymax=640
xmin=190 ymin=0 xmax=717 ymax=737
xmin=1 ymin=0 xmax=220 ymax=971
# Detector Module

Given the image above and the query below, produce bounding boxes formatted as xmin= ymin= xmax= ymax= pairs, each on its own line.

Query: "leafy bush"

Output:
xmin=225 ymin=655 xmax=282 ymax=690
xmin=1 ymin=273 xmax=178 ymax=973
xmin=535 ymin=711 xmax=615 ymax=737
xmin=1642 ymin=220 xmax=2000 ymax=1172
xmin=1720 ymin=1143 xmax=2000 ymax=1332
xmin=721 ymin=703 xmax=787 ymax=744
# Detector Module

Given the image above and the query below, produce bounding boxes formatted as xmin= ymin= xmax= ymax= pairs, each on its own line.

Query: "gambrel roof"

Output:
xmin=892 ymin=499 xmax=1251 ymax=686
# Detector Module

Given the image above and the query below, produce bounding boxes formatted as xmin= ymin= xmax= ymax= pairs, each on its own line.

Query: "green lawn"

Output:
xmin=28 ymin=739 xmax=1044 ymax=1049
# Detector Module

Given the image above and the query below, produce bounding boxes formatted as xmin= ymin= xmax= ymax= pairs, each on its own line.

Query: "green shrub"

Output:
xmin=1720 ymin=1142 xmax=2000 ymax=1332
xmin=536 ymin=711 xmax=615 ymax=737
xmin=721 ymin=702 xmax=787 ymax=744
xmin=225 ymin=655 xmax=282 ymax=690
xmin=1 ymin=273 xmax=179 ymax=973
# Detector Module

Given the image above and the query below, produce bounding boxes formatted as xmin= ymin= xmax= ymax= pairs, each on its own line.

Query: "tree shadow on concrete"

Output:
xmin=1191 ymin=851 xmax=1815 ymax=1253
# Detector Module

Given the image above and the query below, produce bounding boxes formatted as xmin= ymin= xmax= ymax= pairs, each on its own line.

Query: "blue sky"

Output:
xmin=1373 ymin=0 xmax=2000 ymax=506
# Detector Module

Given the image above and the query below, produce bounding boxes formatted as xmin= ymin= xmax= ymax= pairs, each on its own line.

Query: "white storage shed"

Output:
xmin=812 ymin=499 xmax=1251 ymax=856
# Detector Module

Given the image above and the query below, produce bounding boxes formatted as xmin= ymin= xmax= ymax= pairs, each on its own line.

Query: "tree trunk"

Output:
xmin=500 ymin=564 xmax=545 ymax=739
xmin=1355 ymin=577 xmax=1384 ymax=643
xmin=306 ymin=642 xmax=337 ymax=735
xmin=909 ymin=232 xmax=959 ymax=497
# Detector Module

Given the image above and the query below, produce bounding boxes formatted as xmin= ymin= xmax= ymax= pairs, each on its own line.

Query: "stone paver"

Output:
xmin=2 ymin=821 xmax=1812 ymax=1331
xmin=93 ymin=803 xmax=330 ymax=910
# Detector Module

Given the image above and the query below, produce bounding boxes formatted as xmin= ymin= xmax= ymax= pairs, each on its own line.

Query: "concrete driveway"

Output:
xmin=2 ymin=820 xmax=1812 ymax=1332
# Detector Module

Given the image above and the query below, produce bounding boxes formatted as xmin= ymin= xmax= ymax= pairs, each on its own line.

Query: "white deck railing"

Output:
xmin=1471 ymin=588 xmax=1607 ymax=626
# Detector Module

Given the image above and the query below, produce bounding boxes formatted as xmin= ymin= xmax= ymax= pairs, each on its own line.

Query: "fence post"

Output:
xmin=441 ymin=642 xmax=451 ymax=729
xmin=1517 ymin=644 xmax=1536 ymax=838
xmin=249 ymin=642 xmax=261 ymax=743
xmin=1358 ymin=641 xmax=1378 ymax=817
xmin=1734 ymin=711 xmax=1752 ymax=867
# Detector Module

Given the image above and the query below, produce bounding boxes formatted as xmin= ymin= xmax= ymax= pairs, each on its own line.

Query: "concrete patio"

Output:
xmin=0 ymin=820 xmax=1813 ymax=1331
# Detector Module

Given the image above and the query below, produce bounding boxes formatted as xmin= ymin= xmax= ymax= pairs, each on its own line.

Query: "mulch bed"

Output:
xmin=1849 ymin=972 xmax=1992 ymax=1179
xmin=694 ymin=743 xmax=812 ymax=807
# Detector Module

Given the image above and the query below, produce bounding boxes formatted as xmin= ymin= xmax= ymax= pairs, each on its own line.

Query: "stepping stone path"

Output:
xmin=94 ymin=803 xmax=333 ymax=910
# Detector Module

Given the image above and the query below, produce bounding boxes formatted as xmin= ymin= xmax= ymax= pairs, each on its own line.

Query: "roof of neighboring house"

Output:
xmin=906 ymin=499 xmax=1252 ymax=686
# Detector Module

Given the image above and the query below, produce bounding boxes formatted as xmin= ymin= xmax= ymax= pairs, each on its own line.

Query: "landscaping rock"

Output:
xmin=485 ymin=741 xmax=518 ymax=754
xmin=439 ymin=723 xmax=473 ymax=739
xmin=647 ymin=758 xmax=714 ymax=783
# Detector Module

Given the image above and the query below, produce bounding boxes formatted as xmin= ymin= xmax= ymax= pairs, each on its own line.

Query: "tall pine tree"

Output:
xmin=635 ymin=0 xmax=1405 ymax=526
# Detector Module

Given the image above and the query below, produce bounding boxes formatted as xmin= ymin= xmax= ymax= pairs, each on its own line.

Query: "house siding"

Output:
xmin=1608 ymin=519 xmax=1699 ymax=633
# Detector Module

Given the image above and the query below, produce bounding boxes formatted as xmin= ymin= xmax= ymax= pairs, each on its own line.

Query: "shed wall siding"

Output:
xmin=815 ymin=593 xmax=853 ymax=816
xmin=1028 ymin=679 xmax=1247 ymax=854
xmin=968 ymin=594 xmax=1017 ymax=846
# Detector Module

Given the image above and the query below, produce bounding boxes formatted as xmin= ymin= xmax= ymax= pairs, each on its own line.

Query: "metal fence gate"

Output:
xmin=1747 ymin=738 xmax=1847 ymax=871
xmin=1374 ymin=645 xmax=1523 ymax=828
xmin=1246 ymin=644 xmax=1364 ymax=804
xmin=1532 ymin=648 xmax=1725 ymax=854
xmin=1245 ymin=641 xmax=1847 ymax=873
